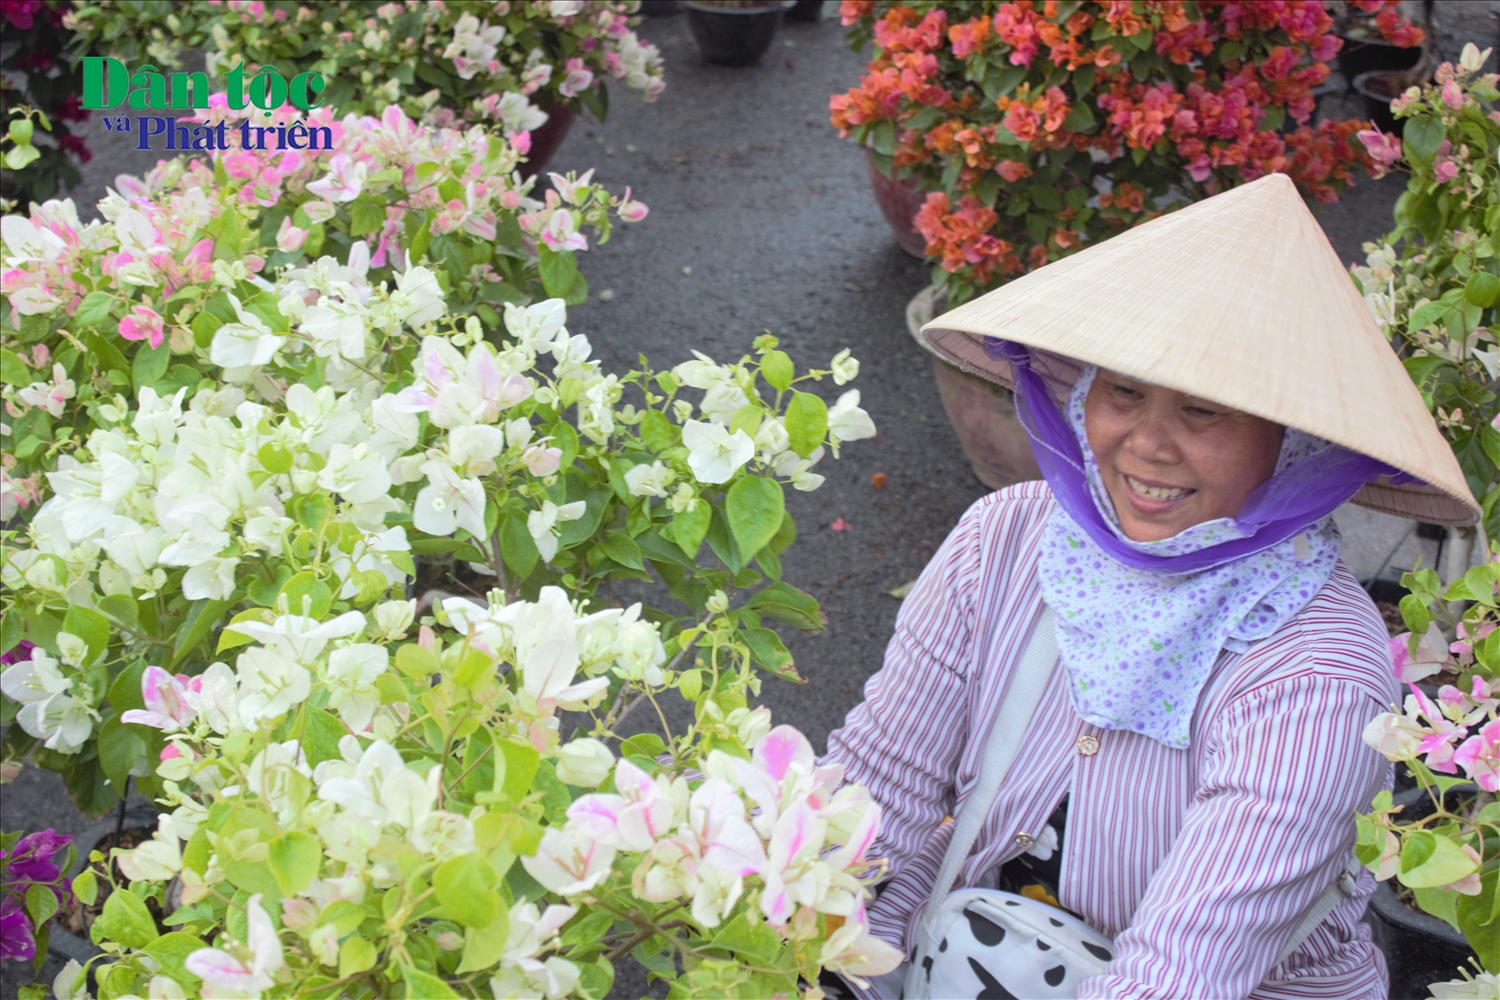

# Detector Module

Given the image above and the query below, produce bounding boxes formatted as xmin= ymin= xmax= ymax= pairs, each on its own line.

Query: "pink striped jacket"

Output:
xmin=824 ymin=482 xmax=1397 ymax=999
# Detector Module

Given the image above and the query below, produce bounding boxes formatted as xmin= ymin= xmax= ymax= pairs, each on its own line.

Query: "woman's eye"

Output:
xmin=1111 ymin=384 xmax=1142 ymax=399
xmin=1185 ymin=405 xmax=1218 ymax=417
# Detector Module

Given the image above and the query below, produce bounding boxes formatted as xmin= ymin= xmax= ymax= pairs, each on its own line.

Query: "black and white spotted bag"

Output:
xmin=893 ymin=605 xmax=1358 ymax=1000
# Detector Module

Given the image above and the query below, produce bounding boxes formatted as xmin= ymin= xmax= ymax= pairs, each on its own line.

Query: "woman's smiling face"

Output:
xmin=1084 ymin=370 xmax=1285 ymax=542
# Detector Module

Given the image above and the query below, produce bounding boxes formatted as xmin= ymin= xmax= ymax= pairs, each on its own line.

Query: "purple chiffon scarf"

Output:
xmin=984 ymin=337 xmax=1404 ymax=747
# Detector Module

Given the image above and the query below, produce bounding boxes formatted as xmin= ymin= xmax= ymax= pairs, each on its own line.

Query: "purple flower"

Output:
xmin=2 ymin=829 xmax=71 ymax=885
xmin=0 ymin=894 xmax=35 ymax=963
xmin=0 ymin=640 xmax=35 ymax=667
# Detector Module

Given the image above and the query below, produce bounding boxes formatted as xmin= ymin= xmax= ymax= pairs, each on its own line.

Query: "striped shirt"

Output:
xmin=824 ymin=483 xmax=1396 ymax=999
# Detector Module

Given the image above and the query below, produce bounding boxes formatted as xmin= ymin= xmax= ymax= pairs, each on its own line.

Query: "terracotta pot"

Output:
xmin=866 ymin=148 xmax=928 ymax=259
xmin=907 ymin=286 xmax=1041 ymax=490
xmin=519 ymin=103 xmax=577 ymax=179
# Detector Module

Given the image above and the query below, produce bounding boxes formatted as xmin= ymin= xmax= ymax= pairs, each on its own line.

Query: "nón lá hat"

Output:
xmin=920 ymin=172 xmax=1478 ymax=526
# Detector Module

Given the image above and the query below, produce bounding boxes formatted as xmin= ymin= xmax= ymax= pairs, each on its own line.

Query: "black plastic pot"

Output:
xmin=48 ymin=804 xmax=161 ymax=969
xmin=638 ymin=0 xmax=680 ymax=15
xmin=784 ymin=0 xmax=823 ymax=22
xmin=1336 ymin=16 xmax=1422 ymax=87
xmin=1354 ymin=69 xmax=1413 ymax=138
xmin=684 ymin=1 xmax=794 ymax=67
xmin=1366 ymin=880 xmax=1477 ymax=999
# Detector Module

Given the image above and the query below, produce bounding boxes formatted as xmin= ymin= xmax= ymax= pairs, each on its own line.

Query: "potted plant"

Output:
xmin=1349 ymin=44 xmax=1500 ymax=545
xmin=1359 ymin=553 xmax=1500 ymax=996
xmin=0 ymin=0 xmax=93 ymax=212
xmin=906 ymin=286 xmax=1039 ymax=490
xmin=3 ymin=258 xmax=894 ymax=996
xmin=0 ymin=104 xmax=645 ymax=814
xmin=684 ymin=0 xmax=798 ymax=67
xmin=1335 ymin=2 xmax=1425 ymax=86
xmin=64 ymin=0 xmax=667 ymax=176
xmin=830 ymin=0 xmax=1420 ymax=496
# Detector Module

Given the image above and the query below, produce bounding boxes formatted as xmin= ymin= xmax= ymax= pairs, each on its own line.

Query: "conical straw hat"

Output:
xmin=921 ymin=172 xmax=1478 ymax=526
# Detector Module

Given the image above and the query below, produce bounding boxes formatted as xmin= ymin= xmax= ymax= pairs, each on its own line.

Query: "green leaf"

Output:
xmin=745 ymin=582 xmax=825 ymax=632
xmin=1061 ymin=101 xmax=1096 ymax=132
xmin=72 ymin=869 xmax=98 ymax=907
xmin=258 ymin=441 xmax=294 ymax=474
xmin=95 ymin=883 xmax=159 ymax=949
xmin=725 ymin=476 xmax=785 ymax=560
xmin=434 ymin=853 xmax=501 ymax=928
xmin=784 ymin=391 xmax=828 ymax=458
xmin=98 ymin=594 xmax=139 ymax=631
xmin=131 ymin=341 xmax=171 ymax=389
xmin=741 ymin=627 xmax=801 ymax=682
xmin=142 ymin=931 xmax=206 ymax=991
xmin=0 ymin=349 xmax=29 ymax=385
xmin=640 ymin=409 xmax=680 ymax=451
xmin=538 ymin=245 xmax=588 ymax=305
xmin=25 ymin=882 xmax=58 ymax=928
xmin=500 ymin=512 xmax=539 ymax=579
xmin=396 ymin=643 xmax=441 ymax=679
xmin=171 ymin=598 xmax=236 ymax=668
xmin=217 ymin=608 xmax=275 ymax=654
xmin=602 ymin=529 xmax=644 ymax=570
xmin=1414 ymin=885 xmax=1463 ymax=932
xmin=268 ymin=831 xmax=321 ymax=896
xmin=495 ymin=737 xmax=541 ymax=802
xmin=97 ymin=715 xmax=145 ymax=795
xmin=1403 ymin=114 xmax=1447 ymax=165
xmin=340 ymin=936 xmax=378 ymax=979
xmin=74 ymin=291 xmax=116 ymax=329
xmin=62 ymin=604 xmax=111 ymax=663
xmin=1401 ymin=831 xmax=1479 ymax=888
xmin=278 ymin=571 xmax=332 ymax=619
xmin=1468 ymin=271 xmax=1500 ymax=309
xmin=349 ymin=197 xmax=385 ymax=238
xmin=456 ymin=910 xmax=511 ymax=973
xmin=710 ymin=912 xmax=783 ymax=967
xmin=672 ymin=501 xmax=711 ymax=560
xmin=761 ymin=350 xmax=794 ymax=392
xmin=401 ymin=965 xmax=460 ymax=999
xmin=1459 ymin=867 xmax=1500 ymax=970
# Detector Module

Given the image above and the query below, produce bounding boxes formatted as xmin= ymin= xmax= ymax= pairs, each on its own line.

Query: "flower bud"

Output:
xmin=373 ymin=599 xmax=417 ymax=640
xmin=706 ymin=590 xmax=729 ymax=614
xmin=555 ymin=737 xmax=614 ymax=788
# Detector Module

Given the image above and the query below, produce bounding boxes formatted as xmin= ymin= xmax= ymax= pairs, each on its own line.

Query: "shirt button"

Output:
xmin=1014 ymin=831 xmax=1036 ymax=849
xmin=1076 ymin=734 xmax=1100 ymax=756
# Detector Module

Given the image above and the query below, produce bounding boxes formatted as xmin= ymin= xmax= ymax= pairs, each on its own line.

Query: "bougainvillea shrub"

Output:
xmin=831 ymin=0 xmax=1422 ymax=304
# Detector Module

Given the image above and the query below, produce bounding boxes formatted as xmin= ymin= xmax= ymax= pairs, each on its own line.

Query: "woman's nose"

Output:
xmin=1123 ymin=408 xmax=1182 ymax=464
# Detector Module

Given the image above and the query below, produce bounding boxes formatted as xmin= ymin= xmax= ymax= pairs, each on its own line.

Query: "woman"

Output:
xmin=825 ymin=174 xmax=1478 ymax=999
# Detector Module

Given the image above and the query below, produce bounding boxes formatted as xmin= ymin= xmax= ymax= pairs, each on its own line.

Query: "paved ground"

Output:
xmin=5 ymin=4 xmax=1497 ymax=997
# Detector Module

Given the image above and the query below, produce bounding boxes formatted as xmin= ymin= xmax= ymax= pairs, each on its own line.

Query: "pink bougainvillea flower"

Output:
xmin=121 ymin=665 xmax=199 ymax=732
xmin=540 ymin=209 xmax=587 ymax=252
xmin=1357 ymin=128 xmax=1402 ymax=168
xmin=117 ymin=304 xmax=165 ymax=348
xmin=1454 ymin=718 xmax=1500 ymax=791
xmin=1388 ymin=624 xmax=1449 ymax=683
xmin=558 ymin=56 xmax=595 ymax=98
xmin=1442 ymin=79 xmax=1465 ymax=109
xmin=1434 ymin=159 xmax=1460 ymax=183
xmin=617 ymin=186 xmax=649 ymax=223
xmin=275 ymin=217 xmax=307 ymax=253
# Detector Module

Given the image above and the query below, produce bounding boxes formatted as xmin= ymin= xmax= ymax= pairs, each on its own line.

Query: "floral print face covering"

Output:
xmin=1036 ymin=365 xmax=1342 ymax=749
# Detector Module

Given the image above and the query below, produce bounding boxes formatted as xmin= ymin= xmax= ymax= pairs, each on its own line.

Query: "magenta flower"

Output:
xmin=0 ymin=896 xmax=34 ymax=962
xmin=1357 ymin=129 xmax=1402 ymax=169
xmin=1 ymin=826 xmax=73 ymax=963
xmin=118 ymin=304 xmax=165 ymax=349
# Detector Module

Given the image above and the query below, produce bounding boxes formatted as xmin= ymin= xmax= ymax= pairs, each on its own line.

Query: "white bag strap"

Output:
xmin=916 ymin=605 xmax=1059 ymax=939
xmin=1272 ymin=857 xmax=1360 ymax=966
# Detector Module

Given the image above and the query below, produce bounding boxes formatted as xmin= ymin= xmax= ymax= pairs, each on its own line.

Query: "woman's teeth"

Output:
xmin=1124 ymin=474 xmax=1192 ymax=502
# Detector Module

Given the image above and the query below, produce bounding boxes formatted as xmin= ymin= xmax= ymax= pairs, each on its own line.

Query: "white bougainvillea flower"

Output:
xmin=323 ymin=643 xmax=388 ymax=732
xmin=184 ymin=893 xmax=286 ymax=997
xmin=115 ymin=814 xmax=183 ymax=882
xmin=414 ymin=460 xmax=488 ymax=538
xmin=230 ymin=611 xmax=366 ymax=663
xmin=527 ymin=499 xmax=586 ymax=562
xmin=625 ymin=460 xmax=674 ymax=498
xmin=299 ymin=299 xmax=368 ymax=360
xmin=183 ymin=555 xmax=240 ymax=601
xmin=209 ymin=293 xmax=284 ymax=369
xmin=317 ymin=739 xmax=436 ymax=830
xmin=503 ymin=298 xmax=568 ymax=353
xmin=389 ymin=262 xmax=445 ymax=330
xmin=521 ymin=825 xmax=616 ymax=895
xmin=235 ymin=647 xmax=312 ymax=726
xmin=0 ymin=646 xmax=95 ymax=754
xmin=195 ymin=662 xmax=240 ymax=735
xmin=554 ymin=737 xmax=614 ymax=788
xmin=774 ymin=445 xmax=826 ymax=492
xmin=681 ymin=420 xmax=754 ymax=485
xmin=521 ymin=634 xmax=609 ymax=715
xmin=121 ymin=666 xmax=198 ymax=732
xmin=820 ymin=895 xmax=904 ymax=985
xmin=16 ymin=363 xmax=75 ymax=417
xmin=317 ymin=442 xmax=392 ymax=504
xmin=827 ymin=389 xmax=877 ymax=451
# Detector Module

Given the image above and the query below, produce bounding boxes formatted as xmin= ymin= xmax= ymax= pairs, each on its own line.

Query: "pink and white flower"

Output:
xmin=1455 ymin=718 xmax=1500 ymax=791
xmin=118 ymin=304 xmax=165 ymax=348
xmin=184 ymin=894 xmax=285 ymax=999
xmin=121 ymin=666 xmax=199 ymax=731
